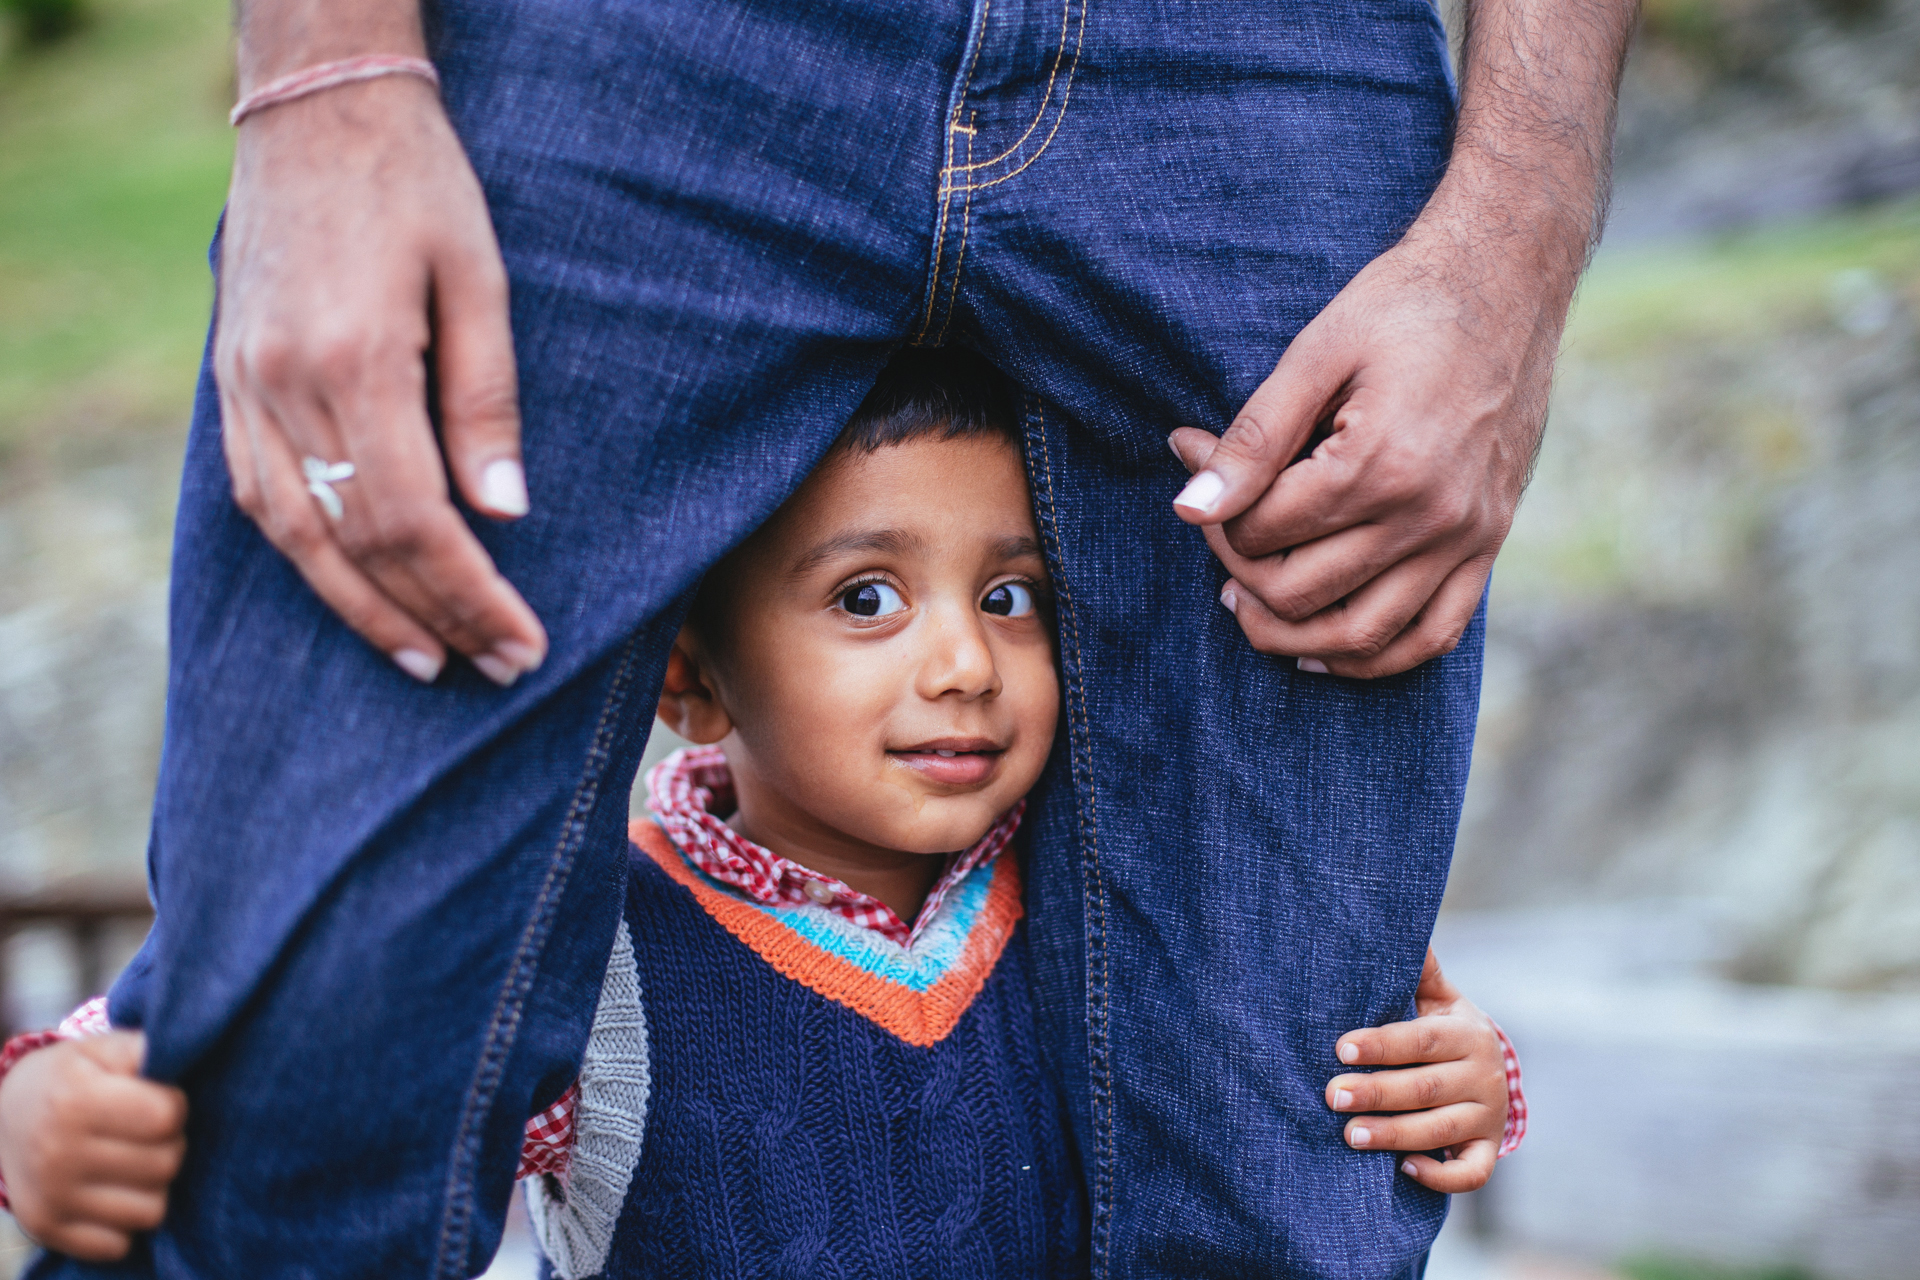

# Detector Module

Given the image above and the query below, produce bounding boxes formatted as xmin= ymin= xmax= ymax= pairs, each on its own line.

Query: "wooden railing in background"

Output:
xmin=0 ymin=881 xmax=152 ymax=1039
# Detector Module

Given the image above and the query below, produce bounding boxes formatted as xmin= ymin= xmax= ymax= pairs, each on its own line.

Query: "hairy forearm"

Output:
xmin=235 ymin=0 xmax=426 ymax=90
xmin=1433 ymin=0 xmax=1638 ymax=288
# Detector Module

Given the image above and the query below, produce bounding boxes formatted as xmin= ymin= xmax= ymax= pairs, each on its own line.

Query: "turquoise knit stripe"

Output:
xmin=673 ymin=853 xmax=1003 ymax=993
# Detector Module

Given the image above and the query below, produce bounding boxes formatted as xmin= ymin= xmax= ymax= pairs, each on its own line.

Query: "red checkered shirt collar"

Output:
xmin=644 ymin=746 xmax=1023 ymax=947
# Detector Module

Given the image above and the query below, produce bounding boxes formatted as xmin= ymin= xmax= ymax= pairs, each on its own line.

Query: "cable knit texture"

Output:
xmin=562 ymin=826 xmax=1087 ymax=1279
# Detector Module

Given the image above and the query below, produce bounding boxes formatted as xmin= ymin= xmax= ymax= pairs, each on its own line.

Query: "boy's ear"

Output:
xmin=656 ymin=631 xmax=734 ymax=745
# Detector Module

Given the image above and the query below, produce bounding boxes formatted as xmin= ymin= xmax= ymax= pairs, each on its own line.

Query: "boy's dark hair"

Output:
xmin=838 ymin=346 xmax=1021 ymax=452
xmin=687 ymin=347 xmax=1020 ymax=646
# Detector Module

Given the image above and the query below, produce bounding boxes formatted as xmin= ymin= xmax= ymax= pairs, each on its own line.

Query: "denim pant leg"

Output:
xmin=39 ymin=1 xmax=1480 ymax=1277
xmin=44 ymin=4 xmax=977 ymax=1276
xmin=940 ymin=1 xmax=1476 ymax=1275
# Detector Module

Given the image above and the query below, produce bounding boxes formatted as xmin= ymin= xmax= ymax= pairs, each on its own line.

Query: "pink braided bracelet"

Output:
xmin=230 ymin=54 xmax=440 ymax=126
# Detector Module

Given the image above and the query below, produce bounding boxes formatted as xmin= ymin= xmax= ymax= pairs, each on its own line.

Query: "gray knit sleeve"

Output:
xmin=524 ymin=918 xmax=650 ymax=1280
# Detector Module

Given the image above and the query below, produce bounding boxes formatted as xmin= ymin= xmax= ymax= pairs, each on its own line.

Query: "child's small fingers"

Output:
xmin=1413 ymin=948 xmax=1465 ymax=1011
xmin=1328 ymin=1061 xmax=1486 ymax=1114
xmin=1344 ymin=1102 xmax=1492 ymax=1153
xmin=1398 ymin=1139 xmax=1496 ymax=1193
xmin=75 ymin=1032 xmax=147 ymax=1077
xmin=66 ymin=1181 xmax=170 ymax=1233
xmin=1335 ymin=1015 xmax=1477 ymax=1067
xmin=79 ymin=1134 xmax=187 ymax=1190
xmin=37 ymin=1221 xmax=136 ymax=1264
xmin=92 ymin=1074 xmax=189 ymax=1143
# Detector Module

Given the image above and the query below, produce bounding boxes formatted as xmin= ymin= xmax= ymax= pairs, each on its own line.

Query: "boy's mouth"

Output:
xmin=889 ymin=737 xmax=1004 ymax=787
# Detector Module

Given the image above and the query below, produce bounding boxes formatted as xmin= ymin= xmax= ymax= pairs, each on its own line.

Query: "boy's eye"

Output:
xmin=982 ymin=582 xmax=1035 ymax=618
xmin=839 ymin=582 xmax=906 ymax=617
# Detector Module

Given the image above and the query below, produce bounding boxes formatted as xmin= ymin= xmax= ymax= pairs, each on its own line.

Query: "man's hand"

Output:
xmin=1171 ymin=0 xmax=1637 ymax=678
xmin=217 ymin=0 xmax=547 ymax=686
xmin=0 ymin=1035 xmax=188 ymax=1261
xmin=1326 ymin=949 xmax=1510 ymax=1193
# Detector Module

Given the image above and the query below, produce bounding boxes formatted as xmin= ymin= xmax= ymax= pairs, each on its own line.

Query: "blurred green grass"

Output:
xmin=1570 ymin=198 xmax=1920 ymax=356
xmin=0 ymin=0 xmax=230 ymax=450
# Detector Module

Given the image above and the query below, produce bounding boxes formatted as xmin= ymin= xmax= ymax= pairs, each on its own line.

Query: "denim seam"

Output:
xmin=945 ymin=0 xmax=1083 ymax=188
xmin=1022 ymin=396 xmax=1114 ymax=1274
xmin=431 ymin=634 xmax=645 ymax=1280
xmin=915 ymin=0 xmax=991 ymax=343
xmin=931 ymin=116 xmax=977 ymax=346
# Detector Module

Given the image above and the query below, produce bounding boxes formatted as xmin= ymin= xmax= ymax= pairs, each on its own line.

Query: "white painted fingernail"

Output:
xmin=1173 ymin=470 xmax=1225 ymax=517
xmin=1220 ymin=587 xmax=1238 ymax=613
xmin=1350 ymin=1127 xmax=1372 ymax=1148
xmin=392 ymin=648 xmax=443 ymax=684
xmin=493 ymin=639 xmax=545 ymax=673
xmin=1298 ymin=657 xmax=1330 ymax=675
xmin=1402 ymin=1160 xmax=1419 ymax=1178
xmin=480 ymin=459 xmax=529 ymax=517
xmin=1339 ymin=1042 xmax=1360 ymax=1063
xmin=1333 ymin=1089 xmax=1354 ymax=1109
xmin=472 ymin=652 xmax=521 ymax=686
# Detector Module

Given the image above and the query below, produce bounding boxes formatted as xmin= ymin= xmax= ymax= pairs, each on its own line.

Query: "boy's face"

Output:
xmin=670 ymin=434 xmax=1058 ymax=862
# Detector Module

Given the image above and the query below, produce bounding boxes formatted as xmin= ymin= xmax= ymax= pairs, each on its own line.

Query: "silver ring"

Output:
xmin=302 ymin=456 xmax=356 ymax=521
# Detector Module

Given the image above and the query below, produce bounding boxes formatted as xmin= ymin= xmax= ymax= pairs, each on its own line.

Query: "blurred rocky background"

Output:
xmin=1430 ymin=2 xmax=1920 ymax=1278
xmin=2 ymin=0 xmax=1918 ymax=1277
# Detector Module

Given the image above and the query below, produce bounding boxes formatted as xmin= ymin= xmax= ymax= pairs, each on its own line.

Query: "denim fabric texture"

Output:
xmin=40 ymin=1 xmax=1477 ymax=1276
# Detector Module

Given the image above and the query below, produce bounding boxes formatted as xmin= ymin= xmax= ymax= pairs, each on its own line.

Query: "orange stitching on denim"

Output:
xmin=947 ymin=0 xmax=1076 ymax=178
xmin=915 ymin=138 xmax=960 ymax=341
xmin=952 ymin=0 xmax=1085 ymax=195
xmin=955 ymin=0 xmax=990 ymax=124
xmin=915 ymin=145 xmax=961 ymax=341
xmin=1023 ymin=396 xmax=1112 ymax=1274
xmin=916 ymin=0 xmax=992 ymax=343
xmin=932 ymin=115 xmax=977 ymax=345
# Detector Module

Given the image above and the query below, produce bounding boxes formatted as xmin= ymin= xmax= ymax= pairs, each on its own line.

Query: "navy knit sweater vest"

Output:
xmin=545 ymin=828 xmax=1087 ymax=1279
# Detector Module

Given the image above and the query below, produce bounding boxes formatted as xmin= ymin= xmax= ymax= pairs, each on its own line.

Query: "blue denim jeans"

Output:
xmin=47 ymin=1 xmax=1477 ymax=1276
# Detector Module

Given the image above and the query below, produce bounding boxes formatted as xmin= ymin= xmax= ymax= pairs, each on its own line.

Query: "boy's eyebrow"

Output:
xmin=787 ymin=528 xmax=928 ymax=577
xmin=995 ymin=535 xmax=1045 ymax=562
xmin=786 ymin=530 xmax=1047 ymax=577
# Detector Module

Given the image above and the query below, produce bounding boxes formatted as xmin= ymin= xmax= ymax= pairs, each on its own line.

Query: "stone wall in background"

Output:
xmin=1451 ymin=270 xmax=1920 ymax=993
xmin=1434 ymin=0 xmax=1920 ymax=1004
xmin=1603 ymin=0 xmax=1920 ymax=239
xmin=0 ymin=426 xmax=178 ymax=1025
xmin=0 ymin=427 xmax=176 ymax=887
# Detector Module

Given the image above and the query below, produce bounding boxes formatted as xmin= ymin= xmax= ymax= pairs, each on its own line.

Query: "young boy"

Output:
xmin=0 ymin=349 xmax=1522 ymax=1273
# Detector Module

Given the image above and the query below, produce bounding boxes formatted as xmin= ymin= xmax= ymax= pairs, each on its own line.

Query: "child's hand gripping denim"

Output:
xmin=1327 ymin=948 xmax=1510 ymax=1193
xmin=0 ymin=1033 xmax=187 ymax=1261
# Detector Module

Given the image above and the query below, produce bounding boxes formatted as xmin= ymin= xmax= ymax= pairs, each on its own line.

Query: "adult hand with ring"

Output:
xmin=214 ymin=10 xmax=546 ymax=688
xmin=302 ymin=457 xmax=356 ymax=520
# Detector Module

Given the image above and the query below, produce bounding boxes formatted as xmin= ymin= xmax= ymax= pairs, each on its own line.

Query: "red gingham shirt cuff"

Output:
xmin=1494 ymin=1021 xmax=1527 ymax=1158
xmin=518 ymin=1083 xmax=577 ymax=1180
xmin=0 ymin=997 xmax=114 ymax=1208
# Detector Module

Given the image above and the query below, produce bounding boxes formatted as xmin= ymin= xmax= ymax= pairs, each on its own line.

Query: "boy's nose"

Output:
xmin=917 ymin=606 xmax=1001 ymax=701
